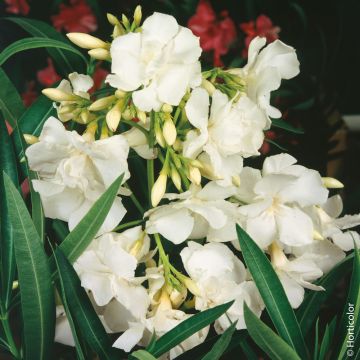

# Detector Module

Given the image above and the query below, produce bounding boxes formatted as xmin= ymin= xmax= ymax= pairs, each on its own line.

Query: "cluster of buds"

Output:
xmin=154 ymin=104 xmax=177 ymax=148
xmin=202 ymin=68 xmax=247 ymax=99
xmin=107 ymin=5 xmax=142 ymax=39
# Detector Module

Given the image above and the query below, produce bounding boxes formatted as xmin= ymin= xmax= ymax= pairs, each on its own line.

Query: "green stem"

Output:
xmin=121 ymin=119 xmax=149 ymax=139
xmin=147 ymin=159 xmax=154 ymax=206
xmin=113 ymin=219 xmax=145 ymax=232
xmin=1 ymin=315 xmax=20 ymax=359
xmin=124 ymin=183 xmax=145 ymax=215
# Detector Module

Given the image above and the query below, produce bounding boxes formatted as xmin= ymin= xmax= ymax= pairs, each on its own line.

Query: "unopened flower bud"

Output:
xmin=12 ymin=280 xmax=18 ymax=290
xmin=42 ymin=88 xmax=78 ymax=102
xmin=122 ymin=108 xmax=132 ymax=120
xmin=106 ymin=100 xmax=122 ymax=131
xmin=58 ymin=104 xmax=75 ymax=114
xmin=313 ymin=230 xmax=324 ymax=241
xmin=151 ymin=172 xmax=167 ymax=207
xmin=107 ymin=13 xmax=119 ymax=26
xmin=190 ymin=159 xmax=203 ymax=169
xmin=162 ymin=104 xmax=173 ymax=113
xmin=113 ymin=24 xmax=125 ymax=38
xmin=155 ymin=122 xmax=166 ymax=148
xmin=79 ymin=110 xmax=91 ymax=124
xmin=100 ymin=121 xmax=109 ymax=139
xmin=173 ymin=139 xmax=183 ymax=152
xmin=88 ymin=95 xmax=116 ymax=111
xmin=322 ymin=177 xmax=344 ymax=189
xmin=83 ymin=122 xmax=97 ymax=142
xmin=137 ymin=110 xmax=147 ymax=124
xmin=269 ymin=242 xmax=288 ymax=269
xmin=188 ymin=166 xmax=201 ymax=185
xmin=201 ymin=79 xmax=216 ymax=95
xmin=88 ymin=48 xmax=110 ymax=60
xmin=170 ymin=166 xmax=182 ymax=191
xmin=170 ymin=286 xmax=187 ymax=309
xmin=183 ymin=277 xmax=201 ymax=297
xmin=67 ymin=33 xmax=108 ymax=49
xmin=115 ymin=89 xmax=126 ymax=98
xmin=133 ymin=5 xmax=142 ymax=26
xmin=24 ymin=134 xmax=38 ymax=145
xmin=122 ymin=14 xmax=130 ymax=29
xmin=163 ymin=118 xmax=177 ymax=146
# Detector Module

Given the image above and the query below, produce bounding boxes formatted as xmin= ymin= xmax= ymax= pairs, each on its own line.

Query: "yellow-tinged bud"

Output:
xmin=106 ymin=101 xmax=122 ymax=131
xmin=146 ymin=258 xmax=157 ymax=268
xmin=83 ymin=122 xmax=98 ymax=142
xmin=155 ymin=122 xmax=166 ymax=148
xmin=190 ymin=159 xmax=203 ymax=169
xmin=158 ymin=288 xmax=172 ymax=311
xmin=322 ymin=177 xmax=344 ymax=189
xmin=42 ymin=88 xmax=78 ymax=102
xmin=122 ymin=14 xmax=130 ymax=28
xmin=170 ymin=286 xmax=187 ymax=309
xmin=183 ymin=277 xmax=201 ymax=297
xmin=137 ymin=110 xmax=147 ymax=124
xmin=183 ymin=297 xmax=195 ymax=309
xmin=107 ymin=13 xmax=119 ymax=26
xmin=115 ymin=89 xmax=126 ymax=98
xmin=170 ymin=166 xmax=182 ymax=191
xmin=269 ymin=242 xmax=288 ymax=269
xmin=162 ymin=103 xmax=173 ymax=113
xmin=122 ymin=108 xmax=132 ymax=120
xmin=88 ymin=48 xmax=110 ymax=60
xmin=24 ymin=134 xmax=38 ymax=145
xmin=79 ymin=110 xmax=90 ymax=124
xmin=66 ymin=33 xmax=108 ymax=49
xmin=313 ymin=230 xmax=324 ymax=241
xmin=12 ymin=280 xmax=18 ymax=290
xmin=151 ymin=172 xmax=167 ymax=207
xmin=232 ymin=175 xmax=241 ymax=187
xmin=88 ymin=95 xmax=116 ymax=111
xmin=133 ymin=5 xmax=142 ymax=26
xmin=188 ymin=166 xmax=201 ymax=185
xmin=201 ymin=79 xmax=216 ymax=95
xmin=163 ymin=118 xmax=177 ymax=146
xmin=58 ymin=104 xmax=75 ymax=114
xmin=113 ymin=24 xmax=125 ymax=38
xmin=172 ymin=139 xmax=183 ymax=152
xmin=100 ymin=121 xmax=109 ymax=139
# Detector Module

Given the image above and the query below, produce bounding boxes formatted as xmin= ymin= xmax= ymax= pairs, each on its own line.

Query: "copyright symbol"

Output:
xmin=347 ymin=349 xmax=354 ymax=357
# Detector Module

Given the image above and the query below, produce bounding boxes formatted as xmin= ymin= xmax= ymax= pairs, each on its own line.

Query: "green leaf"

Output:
xmin=271 ymin=118 xmax=304 ymax=134
xmin=3 ymin=172 xmax=55 ymax=360
xmin=244 ymin=303 xmax=301 ymax=360
xmin=131 ymin=350 xmax=157 ymax=360
xmin=318 ymin=317 xmax=337 ymax=360
xmin=236 ymin=225 xmax=307 ymax=358
xmin=0 ymin=67 xmax=25 ymax=128
xmin=53 ymin=248 xmax=119 ymax=359
xmin=291 ymin=97 xmax=315 ymax=111
xmin=49 ymin=175 xmax=123 ymax=274
xmin=0 ymin=116 xmax=19 ymax=309
xmin=6 ymin=17 xmax=87 ymax=75
xmin=297 ymin=253 xmax=354 ymax=335
xmin=265 ymin=139 xmax=288 ymax=152
xmin=148 ymin=301 xmax=234 ymax=358
xmin=336 ymin=248 xmax=360 ymax=359
xmin=0 ymin=37 xmax=87 ymax=67
xmin=200 ymin=322 xmax=236 ymax=360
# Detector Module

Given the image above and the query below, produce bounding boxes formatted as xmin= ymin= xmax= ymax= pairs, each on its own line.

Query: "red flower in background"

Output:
xmin=22 ymin=81 xmax=37 ymax=107
xmin=240 ymin=14 xmax=280 ymax=57
xmin=188 ymin=0 xmax=236 ymax=66
xmin=51 ymin=0 xmax=97 ymax=33
xmin=5 ymin=0 xmax=30 ymax=15
xmin=91 ymin=64 xmax=109 ymax=92
xmin=37 ymin=58 xmax=61 ymax=87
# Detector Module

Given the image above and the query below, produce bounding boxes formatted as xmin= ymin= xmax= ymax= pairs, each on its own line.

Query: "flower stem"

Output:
xmin=113 ymin=219 xmax=145 ymax=232
xmin=121 ymin=119 xmax=149 ymax=139
xmin=124 ymin=183 xmax=145 ymax=215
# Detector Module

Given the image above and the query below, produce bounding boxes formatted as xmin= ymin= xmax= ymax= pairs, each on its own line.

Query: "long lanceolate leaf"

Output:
xmin=0 ymin=117 xmax=18 ymax=310
xmin=53 ymin=248 xmax=119 ymax=360
xmin=236 ymin=225 xmax=308 ymax=359
xmin=6 ymin=17 xmax=87 ymax=75
xmin=297 ymin=253 xmax=354 ymax=336
xmin=0 ymin=68 xmax=25 ymax=128
xmin=243 ymin=304 xmax=301 ymax=360
xmin=0 ymin=37 xmax=88 ymax=67
xmin=3 ymin=173 xmax=55 ymax=360
xmin=49 ymin=174 xmax=123 ymax=275
xmin=147 ymin=301 xmax=234 ymax=358
xmin=335 ymin=248 xmax=360 ymax=359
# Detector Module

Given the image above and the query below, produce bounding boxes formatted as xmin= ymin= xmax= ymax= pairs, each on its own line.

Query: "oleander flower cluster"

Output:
xmin=25 ymin=6 xmax=360 ymax=358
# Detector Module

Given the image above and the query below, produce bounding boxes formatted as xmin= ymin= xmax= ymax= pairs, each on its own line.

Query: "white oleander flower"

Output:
xmin=183 ymin=88 xmax=267 ymax=186
xmin=106 ymin=12 xmax=202 ymax=111
xmin=145 ymin=181 xmax=238 ymax=244
xmin=25 ymin=117 xmax=130 ymax=233
xmin=236 ymin=153 xmax=328 ymax=249
xmin=180 ymin=242 xmax=264 ymax=331
xmin=308 ymin=195 xmax=360 ymax=251
xmin=228 ymin=36 xmax=300 ymax=127
xmin=74 ymin=227 xmax=150 ymax=310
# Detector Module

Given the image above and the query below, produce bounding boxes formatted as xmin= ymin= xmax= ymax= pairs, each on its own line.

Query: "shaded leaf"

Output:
xmin=272 ymin=118 xmax=304 ymax=134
